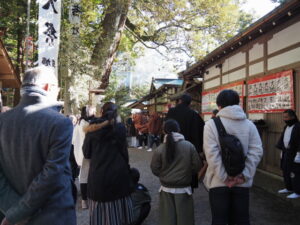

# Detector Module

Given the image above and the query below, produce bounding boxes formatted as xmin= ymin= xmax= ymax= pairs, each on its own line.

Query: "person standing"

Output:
xmin=276 ymin=109 xmax=300 ymax=199
xmin=83 ymin=102 xmax=133 ymax=225
xmin=147 ymin=112 xmax=163 ymax=152
xmin=203 ymin=90 xmax=263 ymax=225
xmin=166 ymin=93 xmax=205 ymax=189
xmin=166 ymin=93 xmax=205 ymax=154
xmin=0 ymin=67 xmax=76 ymax=225
xmin=151 ymin=119 xmax=201 ymax=225
xmin=72 ymin=106 xmax=95 ymax=209
xmin=67 ymin=115 xmax=80 ymax=181
xmin=134 ymin=112 xmax=149 ymax=149
xmin=126 ymin=116 xmax=137 ymax=147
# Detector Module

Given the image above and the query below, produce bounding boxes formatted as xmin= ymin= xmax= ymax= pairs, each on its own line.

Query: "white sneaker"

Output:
xmin=137 ymin=146 xmax=143 ymax=150
xmin=278 ymin=188 xmax=292 ymax=194
xmin=287 ymin=193 xmax=300 ymax=199
xmin=147 ymin=148 xmax=152 ymax=152
xmin=81 ymin=200 xmax=88 ymax=209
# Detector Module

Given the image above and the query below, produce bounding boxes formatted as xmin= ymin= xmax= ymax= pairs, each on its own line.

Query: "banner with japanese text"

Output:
xmin=69 ymin=0 xmax=81 ymax=36
xmin=247 ymin=70 xmax=294 ymax=113
xmin=202 ymin=81 xmax=245 ymax=114
xmin=38 ymin=0 xmax=62 ymax=75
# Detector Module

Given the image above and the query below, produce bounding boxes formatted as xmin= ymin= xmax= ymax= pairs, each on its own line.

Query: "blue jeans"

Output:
xmin=209 ymin=187 xmax=250 ymax=225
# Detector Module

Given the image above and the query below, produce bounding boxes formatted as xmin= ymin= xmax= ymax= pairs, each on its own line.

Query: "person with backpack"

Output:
xmin=151 ymin=119 xmax=201 ymax=225
xmin=203 ymin=89 xmax=263 ymax=225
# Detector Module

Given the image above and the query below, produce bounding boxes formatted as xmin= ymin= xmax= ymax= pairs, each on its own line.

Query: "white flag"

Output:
xmin=38 ymin=0 xmax=62 ymax=76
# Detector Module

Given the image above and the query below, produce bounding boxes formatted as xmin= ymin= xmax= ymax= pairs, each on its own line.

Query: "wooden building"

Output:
xmin=128 ymin=78 xmax=183 ymax=114
xmin=0 ymin=38 xmax=21 ymax=107
xmin=179 ymin=0 xmax=300 ymax=196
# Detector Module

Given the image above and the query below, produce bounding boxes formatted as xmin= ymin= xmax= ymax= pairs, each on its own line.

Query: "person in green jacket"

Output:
xmin=151 ymin=119 xmax=201 ymax=225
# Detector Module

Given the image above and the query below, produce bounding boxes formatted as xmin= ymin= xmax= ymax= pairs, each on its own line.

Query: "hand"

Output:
xmin=1 ymin=218 xmax=12 ymax=225
xmin=224 ymin=174 xmax=245 ymax=188
xmin=224 ymin=176 xmax=236 ymax=188
xmin=234 ymin=174 xmax=245 ymax=185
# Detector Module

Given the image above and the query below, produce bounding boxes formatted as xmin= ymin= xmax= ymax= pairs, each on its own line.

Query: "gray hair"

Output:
xmin=23 ymin=66 xmax=57 ymax=87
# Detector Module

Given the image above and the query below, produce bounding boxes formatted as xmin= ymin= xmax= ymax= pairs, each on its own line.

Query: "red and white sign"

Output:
xmin=202 ymin=81 xmax=245 ymax=114
xmin=247 ymin=70 xmax=294 ymax=113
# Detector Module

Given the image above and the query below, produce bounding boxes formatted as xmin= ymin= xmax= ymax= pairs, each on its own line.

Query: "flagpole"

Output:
xmin=25 ymin=0 xmax=31 ymax=70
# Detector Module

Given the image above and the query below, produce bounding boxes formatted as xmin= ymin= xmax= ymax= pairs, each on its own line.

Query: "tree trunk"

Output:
xmin=13 ymin=25 xmax=24 ymax=106
xmin=90 ymin=0 xmax=132 ymax=89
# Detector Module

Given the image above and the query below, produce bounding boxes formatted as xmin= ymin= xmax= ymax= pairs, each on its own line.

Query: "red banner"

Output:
xmin=247 ymin=70 xmax=294 ymax=113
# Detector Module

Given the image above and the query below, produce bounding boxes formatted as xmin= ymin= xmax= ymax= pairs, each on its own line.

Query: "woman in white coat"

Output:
xmin=72 ymin=106 xmax=95 ymax=209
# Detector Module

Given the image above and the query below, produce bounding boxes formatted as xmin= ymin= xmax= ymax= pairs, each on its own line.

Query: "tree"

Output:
xmin=0 ymin=0 xmax=38 ymax=105
xmin=125 ymin=0 xmax=255 ymax=63
xmin=90 ymin=0 xmax=132 ymax=89
xmin=1 ymin=0 xmax=255 ymax=113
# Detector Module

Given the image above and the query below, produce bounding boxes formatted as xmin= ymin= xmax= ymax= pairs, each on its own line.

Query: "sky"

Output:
xmin=130 ymin=0 xmax=280 ymax=87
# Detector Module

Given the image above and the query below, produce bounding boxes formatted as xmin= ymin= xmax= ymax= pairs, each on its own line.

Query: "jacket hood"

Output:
xmin=163 ymin=132 xmax=185 ymax=143
xmin=217 ymin=105 xmax=246 ymax=120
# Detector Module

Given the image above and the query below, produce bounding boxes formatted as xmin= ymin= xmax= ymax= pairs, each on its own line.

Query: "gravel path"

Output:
xmin=76 ymin=147 xmax=300 ymax=225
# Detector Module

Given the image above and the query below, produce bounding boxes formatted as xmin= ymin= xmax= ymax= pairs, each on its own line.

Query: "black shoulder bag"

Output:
xmin=213 ymin=117 xmax=246 ymax=177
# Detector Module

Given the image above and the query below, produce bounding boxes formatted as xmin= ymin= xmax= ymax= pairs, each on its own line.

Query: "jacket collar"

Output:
xmin=19 ymin=87 xmax=62 ymax=112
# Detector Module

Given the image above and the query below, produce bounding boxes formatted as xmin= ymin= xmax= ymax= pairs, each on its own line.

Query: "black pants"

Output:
xmin=138 ymin=134 xmax=148 ymax=147
xmin=80 ymin=183 xmax=88 ymax=201
xmin=292 ymin=163 xmax=300 ymax=194
xmin=148 ymin=134 xmax=160 ymax=148
xmin=209 ymin=187 xmax=250 ymax=225
xmin=133 ymin=203 xmax=151 ymax=225
xmin=69 ymin=146 xmax=79 ymax=181
xmin=281 ymin=152 xmax=293 ymax=191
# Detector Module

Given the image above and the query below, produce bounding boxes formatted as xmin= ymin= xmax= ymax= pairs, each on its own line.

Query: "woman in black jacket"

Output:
xmin=83 ymin=102 xmax=133 ymax=225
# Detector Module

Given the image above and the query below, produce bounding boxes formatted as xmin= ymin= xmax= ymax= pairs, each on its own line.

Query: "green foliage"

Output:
xmin=130 ymin=84 xmax=149 ymax=99
xmin=127 ymin=0 xmax=255 ymax=63
xmin=0 ymin=0 xmax=38 ymax=72
xmin=102 ymin=74 xmax=131 ymax=119
xmin=1 ymin=0 xmax=256 ymax=112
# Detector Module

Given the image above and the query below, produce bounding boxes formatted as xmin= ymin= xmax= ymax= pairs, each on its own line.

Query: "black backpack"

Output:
xmin=213 ymin=117 xmax=246 ymax=177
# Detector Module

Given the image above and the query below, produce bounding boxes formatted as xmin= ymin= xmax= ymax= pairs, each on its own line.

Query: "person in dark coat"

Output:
xmin=130 ymin=168 xmax=151 ymax=225
xmin=0 ymin=67 xmax=76 ymax=225
xmin=83 ymin=102 xmax=133 ymax=225
xmin=166 ymin=93 xmax=205 ymax=154
xmin=276 ymin=109 xmax=300 ymax=198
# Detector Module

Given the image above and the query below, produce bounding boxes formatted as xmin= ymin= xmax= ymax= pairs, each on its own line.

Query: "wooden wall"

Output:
xmin=200 ymin=14 xmax=300 ymax=176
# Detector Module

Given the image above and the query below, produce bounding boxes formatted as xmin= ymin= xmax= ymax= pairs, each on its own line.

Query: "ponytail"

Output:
xmin=164 ymin=119 xmax=180 ymax=164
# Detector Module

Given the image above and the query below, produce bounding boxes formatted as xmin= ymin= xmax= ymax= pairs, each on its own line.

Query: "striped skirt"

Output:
xmin=89 ymin=195 xmax=134 ymax=225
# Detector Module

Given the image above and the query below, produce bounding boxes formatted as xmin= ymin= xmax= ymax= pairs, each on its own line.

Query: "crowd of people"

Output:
xmin=0 ymin=66 xmax=299 ymax=225
xmin=126 ymin=111 xmax=164 ymax=152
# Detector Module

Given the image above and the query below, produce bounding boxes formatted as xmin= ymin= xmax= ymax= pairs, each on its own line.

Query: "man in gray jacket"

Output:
xmin=0 ymin=67 xmax=76 ymax=225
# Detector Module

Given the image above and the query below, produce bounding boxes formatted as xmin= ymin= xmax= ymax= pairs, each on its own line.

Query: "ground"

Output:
xmin=76 ymin=147 xmax=300 ymax=225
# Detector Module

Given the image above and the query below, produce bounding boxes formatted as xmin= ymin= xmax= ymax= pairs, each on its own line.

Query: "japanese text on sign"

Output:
xmin=247 ymin=70 xmax=294 ymax=113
